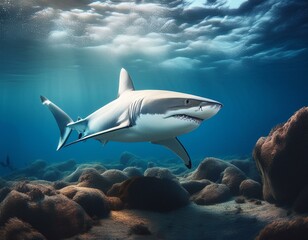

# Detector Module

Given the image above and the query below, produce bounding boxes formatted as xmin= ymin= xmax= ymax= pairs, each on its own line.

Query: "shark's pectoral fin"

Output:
xmin=65 ymin=120 xmax=130 ymax=148
xmin=152 ymin=138 xmax=192 ymax=169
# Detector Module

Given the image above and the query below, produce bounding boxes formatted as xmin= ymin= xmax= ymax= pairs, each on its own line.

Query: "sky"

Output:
xmin=0 ymin=0 xmax=307 ymax=168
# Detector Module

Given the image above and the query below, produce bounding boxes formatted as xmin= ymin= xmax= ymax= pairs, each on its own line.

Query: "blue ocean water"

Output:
xmin=0 ymin=0 xmax=307 ymax=175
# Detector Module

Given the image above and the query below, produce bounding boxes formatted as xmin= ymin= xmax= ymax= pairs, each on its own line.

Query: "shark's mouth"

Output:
xmin=171 ymin=114 xmax=202 ymax=124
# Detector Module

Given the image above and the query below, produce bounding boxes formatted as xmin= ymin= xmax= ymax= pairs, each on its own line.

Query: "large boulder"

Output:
xmin=77 ymin=169 xmax=112 ymax=193
xmin=108 ymin=176 xmax=189 ymax=212
xmin=239 ymin=179 xmax=262 ymax=199
xmin=180 ymin=180 xmax=212 ymax=195
xmin=0 ymin=190 xmax=91 ymax=239
xmin=256 ymin=217 xmax=308 ymax=240
xmin=189 ymin=157 xmax=233 ymax=182
xmin=144 ymin=167 xmax=177 ymax=181
xmin=101 ymin=169 xmax=128 ymax=185
xmin=253 ymin=107 xmax=308 ymax=205
xmin=191 ymin=183 xmax=231 ymax=205
xmin=221 ymin=166 xmax=246 ymax=195
xmin=0 ymin=217 xmax=47 ymax=240
xmin=60 ymin=186 xmax=110 ymax=218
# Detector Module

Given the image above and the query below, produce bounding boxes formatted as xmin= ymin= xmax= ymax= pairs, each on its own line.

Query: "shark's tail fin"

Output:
xmin=40 ymin=96 xmax=73 ymax=150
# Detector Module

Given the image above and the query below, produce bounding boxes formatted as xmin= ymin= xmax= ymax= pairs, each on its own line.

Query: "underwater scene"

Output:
xmin=0 ymin=0 xmax=307 ymax=239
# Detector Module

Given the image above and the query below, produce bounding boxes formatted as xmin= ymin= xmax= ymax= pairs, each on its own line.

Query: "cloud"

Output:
xmin=160 ymin=57 xmax=201 ymax=69
xmin=0 ymin=0 xmax=307 ymax=70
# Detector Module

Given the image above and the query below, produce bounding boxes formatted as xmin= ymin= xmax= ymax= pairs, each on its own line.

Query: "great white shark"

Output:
xmin=41 ymin=68 xmax=222 ymax=169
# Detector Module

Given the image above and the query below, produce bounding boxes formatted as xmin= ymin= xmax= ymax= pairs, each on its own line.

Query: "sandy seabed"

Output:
xmin=66 ymin=200 xmax=288 ymax=240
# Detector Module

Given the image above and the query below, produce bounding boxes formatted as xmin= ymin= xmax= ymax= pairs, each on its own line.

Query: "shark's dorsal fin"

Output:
xmin=118 ymin=68 xmax=135 ymax=97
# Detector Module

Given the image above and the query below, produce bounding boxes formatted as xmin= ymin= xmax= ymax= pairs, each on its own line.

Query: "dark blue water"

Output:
xmin=0 ymin=0 xmax=307 ymax=174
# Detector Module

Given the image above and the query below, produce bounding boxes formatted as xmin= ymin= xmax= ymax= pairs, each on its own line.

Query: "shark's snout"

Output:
xmin=194 ymin=100 xmax=222 ymax=120
xmin=200 ymin=101 xmax=223 ymax=109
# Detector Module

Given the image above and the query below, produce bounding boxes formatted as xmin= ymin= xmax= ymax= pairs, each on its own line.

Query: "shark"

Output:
xmin=41 ymin=68 xmax=222 ymax=169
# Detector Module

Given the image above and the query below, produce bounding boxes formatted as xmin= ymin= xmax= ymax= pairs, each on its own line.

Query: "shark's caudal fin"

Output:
xmin=40 ymin=96 xmax=73 ymax=151
xmin=118 ymin=68 xmax=135 ymax=97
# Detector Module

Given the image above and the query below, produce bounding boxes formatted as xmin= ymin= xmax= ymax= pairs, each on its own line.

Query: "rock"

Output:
xmin=27 ymin=160 xmax=47 ymax=176
xmin=189 ymin=157 xmax=233 ymax=182
xmin=0 ymin=217 xmax=47 ymax=240
xmin=119 ymin=152 xmax=147 ymax=169
xmin=109 ymin=177 xmax=189 ymax=212
xmin=0 ymin=177 xmax=7 ymax=188
xmin=0 ymin=187 xmax=11 ymax=203
xmin=77 ymin=169 xmax=112 ymax=193
xmin=53 ymin=159 xmax=76 ymax=172
xmin=0 ymin=190 xmax=91 ymax=239
xmin=60 ymin=186 xmax=110 ymax=218
xmin=5 ymin=159 xmax=47 ymax=180
xmin=253 ymin=107 xmax=308 ymax=205
xmin=235 ymin=196 xmax=246 ymax=204
xmin=101 ymin=169 xmax=128 ymax=185
xmin=147 ymin=162 xmax=156 ymax=168
xmin=119 ymin=152 xmax=137 ymax=165
xmin=42 ymin=169 xmax=62 ymax=181
xmin=107 ymin=196 xmax=124 ymax=210
xmin=128 ymin=223 xmax=151 ymax=236
xmin=170 ymin=166 xmax=187 ymax=175
xmin=64 ymin=165 xmax=106 ymax=182
xmin=123 ymin=167 xmax=143 ymax=178
xmin=180 ymin=180 xmax=212 ymax=195
xmin=144 ymin=167 xmax=177 ymax=181
xmin=191 ymin=183 xmax=231 ymax=205
xmin=53 ymin=181 xmax=69 ymax=190
xmin=221 ymin=166 xmax=246 ymax=195
xmin=230 ymin=159 xmax=261 ymax=182
xmin=13 ymin=182 xmax=56 ymax=197
xmin=256 ymin=217 xmax=308 ymax=240
xmin=230 ymin=159 xmax=250 ymax=174
xmin=240 ymin=179 xmax=262 ymax=199
xmin=293 ymin=186 xmax=308 ymax=213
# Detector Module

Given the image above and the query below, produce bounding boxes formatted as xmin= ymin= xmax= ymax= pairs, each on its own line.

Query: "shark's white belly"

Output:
xmin=99 ymin=114 xmax=200 ymax=142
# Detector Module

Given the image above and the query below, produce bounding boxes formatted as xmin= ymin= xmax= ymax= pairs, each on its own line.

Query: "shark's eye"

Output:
xmin=185 ymin=99 xmax=190 ymax=105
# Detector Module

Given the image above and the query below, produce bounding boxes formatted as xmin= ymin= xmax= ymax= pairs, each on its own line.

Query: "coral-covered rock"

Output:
xmin=180 ymin=180 xmax=212 ymax=195
xmin=191 ymin=183 xmax=231 ymax=205
xmin=60 ymin=186 xmax=110 ymax=218
xmin=240 ymin=179 xmax=262 ymax=199
xmin=0 ymin=217 xmax=46 ymax=240
xmin=109 ymin=177 xmax=189 ymax=212
xmin=77 ymin=169 xmax=111 ymax=193
xmin=144 ymin=167 xmax=177 ymax=181
xmin=221 ymin=166 xmax=246 ymax=195
xmin=253 ymin=107 xmax=308 ymax=204
xmin=189 ymin=158 xmax=233 ymax=182
xmin=256 ymin=217 xmax=308 ymax=240
xmin=0 ymin=190 xmax=91 ymax=239
xmin=101 ymin=169 xmax=128 ymax=185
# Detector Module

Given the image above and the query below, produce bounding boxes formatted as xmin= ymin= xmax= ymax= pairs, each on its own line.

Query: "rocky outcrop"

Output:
xmin=107 ymin=176 xmax=189 ymax=212
xmin=253 ymin=107 xmax=308 ymax=208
